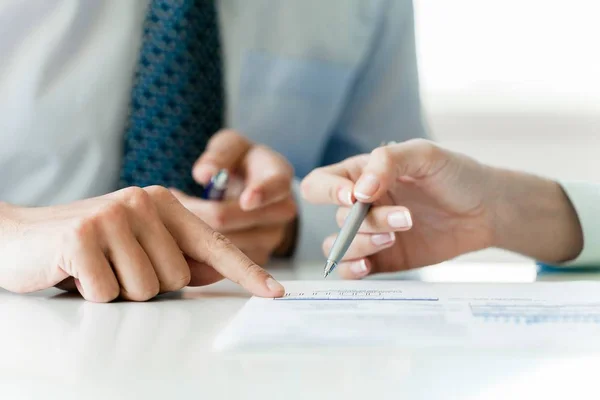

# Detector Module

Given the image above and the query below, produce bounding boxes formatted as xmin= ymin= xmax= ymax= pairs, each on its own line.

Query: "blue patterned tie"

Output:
xmin=119 ymin=0 xmax=223 ymax=197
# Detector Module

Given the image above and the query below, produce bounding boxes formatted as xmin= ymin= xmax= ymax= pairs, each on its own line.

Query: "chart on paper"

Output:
xmin=275 ymin=289 xmax=438 ymax=301
xmin=470 ymin=303 xmax=600 ymax=325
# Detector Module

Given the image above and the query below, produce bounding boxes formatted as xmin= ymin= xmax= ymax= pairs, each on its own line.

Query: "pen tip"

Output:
xmin=323 ymin=260 xmax=336 ymax=279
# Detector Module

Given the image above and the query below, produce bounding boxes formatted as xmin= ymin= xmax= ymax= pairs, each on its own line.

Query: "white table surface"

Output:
xmin=2 ymin=256 xmax=600 ymax=400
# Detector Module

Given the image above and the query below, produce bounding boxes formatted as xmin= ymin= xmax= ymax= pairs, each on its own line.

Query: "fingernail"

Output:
xmin=387 ymin=210 xmax=413 ymax=229
xmin=350 ymin=260 xmax=369 ymax=276
xmin=371 ymin=233 xmax=395 ymax=247
xmin=337 ymin=188 xmax=353 ymax=205
xmin=354 ymin=174 xmax=380 ymax=200
xmin=266 ymin=277 xmax=285 ymax=293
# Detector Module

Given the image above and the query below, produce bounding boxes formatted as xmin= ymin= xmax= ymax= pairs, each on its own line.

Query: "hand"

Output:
xmin=172 ymin=130 xmax=297 ymax=264
xmin=301 ymin=139 xmax=583 ymax=279
xmin=0 ymin=186 xmax=285 ymax=302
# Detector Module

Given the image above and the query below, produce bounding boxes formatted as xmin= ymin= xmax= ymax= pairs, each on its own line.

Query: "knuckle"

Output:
xmin=408 ymin=137 xmax=433 ymax=148
xmin=70 ymin=217 xmax=98 ymax=243
xmin=122 ymin=186 xmax=154 ymax=214
xmin=371 ymin=146 xmax=391 ymax=161
xmin=96 ymin=202 xmax=128 ymax=225
xmin=120 ymin=186 xmax=146 ymax=201
xmin=210 ymin=230 xmax=235 ymax=251
xmin=371 ymin=147 xmax=395 ymax=170
xmin=144 ymin=185 xmax=175 ymax=202
xmin=409 ymin=138 xmax=437 ymax=157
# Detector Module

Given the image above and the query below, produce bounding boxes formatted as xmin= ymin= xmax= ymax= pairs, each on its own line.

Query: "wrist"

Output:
xmin=489 ymin=168 xmax=583 ymax=263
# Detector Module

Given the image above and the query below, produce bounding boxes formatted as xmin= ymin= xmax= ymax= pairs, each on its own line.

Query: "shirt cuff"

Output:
xmin=291 ymin=179 xmax=340 ymax=263
xmin=542 ymin=181 xmax=600 ymax=268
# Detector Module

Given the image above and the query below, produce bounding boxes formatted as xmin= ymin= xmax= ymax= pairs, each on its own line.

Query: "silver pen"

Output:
xmin=323 ymin=200 xmax=371 ymax=278
xmin=323 ymin=141 xmax=397 ymax=278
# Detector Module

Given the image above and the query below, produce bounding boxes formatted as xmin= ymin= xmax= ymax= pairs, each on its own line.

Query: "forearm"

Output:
xmin=490 ymin=168 xmax=583 ymax=263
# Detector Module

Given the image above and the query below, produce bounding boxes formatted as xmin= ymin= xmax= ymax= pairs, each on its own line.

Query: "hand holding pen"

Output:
xmin=170 ymin=130 xmax=298 ymax=265
xmin=300 ymin=140 xmax=419 ymax=279
xmin=317 ymin=142 xmax=400 ymax=278
xmin=302 ymin=138 xmax=584 ymax=279
xmin=201 ymin=169 xmax=229 ymax=201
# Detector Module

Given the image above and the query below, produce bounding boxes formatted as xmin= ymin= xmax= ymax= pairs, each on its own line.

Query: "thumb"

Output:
xmin=192 ymin=130 xmax=252 ymax=185
xmin=353 ymin=139 xmax=445 ymax=202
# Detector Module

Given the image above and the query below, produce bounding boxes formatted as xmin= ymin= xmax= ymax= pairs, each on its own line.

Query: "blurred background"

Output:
xmin=413 ymin=0 xmax=599 ymax=262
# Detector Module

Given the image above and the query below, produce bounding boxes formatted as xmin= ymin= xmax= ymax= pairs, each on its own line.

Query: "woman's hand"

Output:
xmin=301 ymin=139 xmax=583 ymax=279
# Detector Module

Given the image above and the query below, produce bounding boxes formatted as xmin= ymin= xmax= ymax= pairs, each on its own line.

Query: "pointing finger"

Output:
xmin=148 ymin=186 xmax=284 ymax=297
xmin=301 ymin=169 xmax=354 ymax=206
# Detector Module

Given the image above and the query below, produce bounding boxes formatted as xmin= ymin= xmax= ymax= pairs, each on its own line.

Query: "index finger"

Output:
xmin=300 ymin=155 xmax=368 ymax=206
xmin=193 ymin=130 xmax=252 ymax=184
xmin=146 ymin=186 xmax=285 ymax=298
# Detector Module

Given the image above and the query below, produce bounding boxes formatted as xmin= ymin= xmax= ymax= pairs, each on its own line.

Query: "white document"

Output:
xmin=214 ymin=280 xmax=600 ymax=351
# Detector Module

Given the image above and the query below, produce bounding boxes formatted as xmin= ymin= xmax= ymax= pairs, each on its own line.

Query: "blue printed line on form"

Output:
xmin=274 ymin=298 xmax=440 ymax=301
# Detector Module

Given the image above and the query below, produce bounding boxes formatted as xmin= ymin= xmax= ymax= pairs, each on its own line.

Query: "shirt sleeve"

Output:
xmin=541 ymin=181 xmax=600 ymax=268
xmin=292 ymin=0 xmax=429 ymax=262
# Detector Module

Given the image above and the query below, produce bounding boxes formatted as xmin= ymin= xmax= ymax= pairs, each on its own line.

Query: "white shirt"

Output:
xmin=0 ymin=0 xmax=428 ymax=261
